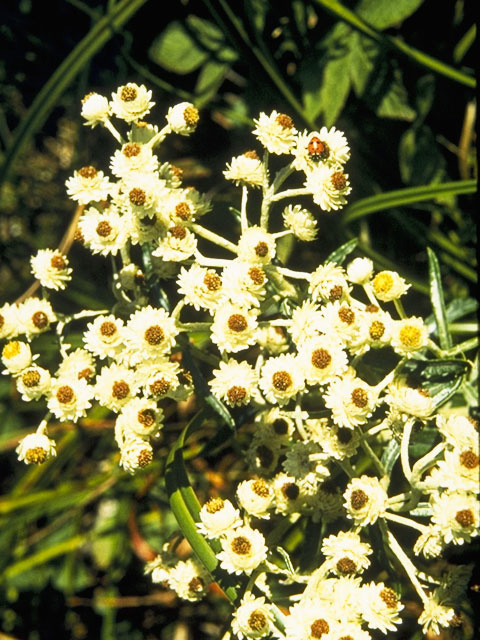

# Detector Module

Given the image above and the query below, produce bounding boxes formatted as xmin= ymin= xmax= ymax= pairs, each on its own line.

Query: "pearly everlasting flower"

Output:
xmin=385 ymin=378 xmax=434 ymax=420
xmin=305 ymin=163 xmax=351 ymax=211
xmin=81 ymin=92 xmax=111 ymax=127
xmin=430 ymin=490 xmax=480 ymax=545
xmin=210 ymin=303 xmax=258 ymax=354
xmin=221 ymin=260 xmax=267 ymax=308
xmin=117 ymin=172 xmax=167 ymax=219
xmin=16 ymin=431 xmax=56 ymax=465
xmin=119 ymin=438 xmax=154 ymax=474
xmin=255 ymin=325 xmax=289 ymax=355
xmin=236 ymin=478 xmax=274 ymax=519
xmin=224 ymin=151 xmax=265 ymax=188
xmin=47 ymin=377 xmax=93 ymax=422
xmin=110 ymin=83 xmax=155 ymax=123
xmin=428 ymin=445 xmax=480 ymax=495
xmin=360 ymin=582 xmax=404 ymax=634
xmin=371 ymin=270 xmax=410 ymax=302
xmin=309 ymin=262 xmax=350 ymax=303
xmin=292 ymin=127 xmax=351 ymax=174
xmin=66 ymin=166 xmax=111 ymax=204
xmin=177 ymin=264 xmax=223 ymax=313
xmin=16 ymin=365 xmax=51 ymax=401
xmin=0 ymin=303 xmax=20 ymax=340
xmin=436 ymin=413 xmax=478 ymax=449
xmin=321 ymin=531 xmax=372 ymax=576
xmin=2 ymin=340 xmax=33 ymax=375
xmin=418 ymin=591 xmax=455 ymax=636
xmin=252 ymin=111 xmax=297 ymax=154
xmin=324 ymin=370 xmax=378 ymax=428
xmin=346 ymin=257 xmax=374 ymax=284
xmin=413 ymin=525 xmax=445 ymax=558
xmin=136 ymin=358 xmax=181 ymax=399
xmin=18 ymin=298 xmax=56 ymax=339
xmin=94 ymin=363 xmax=137 ymax=411
xmin=284 ymin=599 xmax=338 ymax=640
xmin=83 ymin=314 xmax=125 ymax=360
xmin=110 ymin=142 xmax=159 ymax=178
xmin=390 ymin=316 xmax=429 ymax=357
xmin=209 ymin=359 xmax=259 ymax=407
xmin=282 ymin=204 xmax=318 ymax=241
xmin=298 ymin=334 xmax=349 ymax=386
xmin=288 ymin=299 xmax=323 ymax=346
xmin=30 ymin=249 xmax=72 ymax=290
xmin=57 ymin=348 xmax=96 ymax=382
xmin=237 ymin=226 xmax=276 ymax=265
xmin=152 ymin=225 xmax=197 ymax=262
xmin=78 ymin=205 xmax=129 ymax=256
xmin=218 ymin=525 xmax=267 ymax=575
xmin=259 ymin=353 xmax=305 ymax=406
xmin=116 ymin=397 xmax=164 ymax=440
xmin=317 ymin=301 xmax=360 ymax=347
xmin=197 ymin=497 xmax=242 ymax=539
xmin=305 ymin=417 xmax=361 ymax=460
xmin=344 ymin=475 xmax=388 ymax=526
xmin=166 ymin=102 xmax=199 ymax=135
xmin=168 ymin=558 xmax=211 ymax=601
xmin=144 ymin=550 xmax=175 ymax=584
xmin=123 ymin=306 xmax=178 ymax=365
xmin=271 ymin=472 xmax=307 ymax=515
xmin=349 ymin=305 xmax=393 ymax=355
xmin=232 ymin=593 xmax=278 ymax=639
xmin=255 ymin=407 xmax=296 ymax=442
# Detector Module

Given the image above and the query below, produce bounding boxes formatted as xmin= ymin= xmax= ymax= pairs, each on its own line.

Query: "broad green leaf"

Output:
xmin=195 ymin=60 xmax=229 ymax=107
xmin=318 ymin=53 xmax=352 ymax=126
xmin=356 ymin=0 xmax=424 ymax=30
xmin=348 ymin=32 xmax=377 ymax=97
xmin=376 ymin=70 xmax=416 ymax=121
xmin=149 ymin=21 xmax=209 ymax=74
xmin=399 ymin=124 xmax=445 ymax=184
xmin=408 ymin=428 xmax=440 ymax=459
xmin=325 ymin=238 xmax=358 ymax=264
xmin=427 ymin=248 xmax=452 ymax=350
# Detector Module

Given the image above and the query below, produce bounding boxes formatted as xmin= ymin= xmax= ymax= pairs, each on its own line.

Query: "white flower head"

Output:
xmin=110 ymin=142 xmax=159 ymax=178
xmin=237 ymin=226 xmax=276 ymax=265
xmin=317 ymin=301 xmax=360 ymax=347
xmin=231 ymin=592 xmax=278 ymax=639
xmin=321 ymin=530 xmax=372 ymax=576
xmin=390 ymin=316 xmax=429 ymax=357
xmin=305 ymin=417 xmax=361 ymax=461
xmin=209 ymin=358 xmax=259 ymax=407
xmin=57 ymin=348 xmax=96 ymax=382
xmin=119 ymin=437 xmax=154 ymax=474
xmin=360 ymin=582 xmax=404 ymax=634
xmin=0 ymin=303 xmax=20 ymax=340
xmin=324 ymin=371 xmax=378 ymax=429
xmin=298 ymin=333 xmax=349 ymax=386
xmin=116 ymin=397 xmax=164 ymax=440
xmin=16 ymin=431 xmax=56 ymax=465
xmin=210 ymin=303 xmax=258 ymax=354
xmin=137 ymin=358 xmax=181 ymax=399
xmin=16 ymin=365 xmax=51 ymax=401
xmin=168 ymin=558 xmax=211 ymax=601
xmin=282 ymin=204 xmax=318 ymax=241
xmin=197 ymin=497 xmax=242 ymax=540
xmin=218 ymin=525 xmax=267 ymax=575
xmin=18 ymin=298 xmax=56 ymax=339
xmin=418 ymin=591 xmax=455 ymax=636
xmin=78 ymin=205 xmax=129 ymax=256
xmin=309 ymin=262 xmax=351 ymax=303
xmin=272 ymin=472 xmax=307 ymax=516
xmin=177 ymin=264 xmax=223 ymax=313
xmin=83 ymin=314 xmax=125 ymax=360
xmin=372 ymin=270 xmax=410 ymax=302
xmin=259 ymin=353 xmax=305 ymax=406
xmin=236 ymin=478 xmax=274 ymax=519
xmin=413 ymin=524 xmax=445 ymax=558
xmin=94 ymin=363 xmax=137 ymax=411
xmin=47 ymin=377 xmax=93 ymax=422
xmin=288 ymin=299 xmax=323 ymax=346
xmin=123 ymin=306 xmax=178 ymax=365
xmin=110 ymin=83 xmax=155 ymax=123
xmin=30 ymin=249 xmax=72 ymax=290
xmin=224 ymin=150 xmax=265 ymax=188
xmin=430 ymin=490 xmax=480 ymax=545
xmin=292 ymin=127 xmax=350 ymax=174
xmin=152 ymin=225 xmax=197 ymax=262
xmin=436 ymin=413 xmax=478 ymax=449
xmin=305 ymin=163 xmax=352 ymax=211
xmin=81 ymin=92 xmax=111 ymax=127
xmin=166 ymin=102 xmax=199 ymax=135
xmin=344 ymin=475 xmax=388 ymax=526
xmin=66 ymin=166 xmax=111 ymax=204
xmin=349 ymin=305 xmax=393 ymax=355
xmin=346 ymin=257 xmax=374 ymax=284
xmin=221 ymin=260 xmax=267 ymax=308
xmin=284 ymin=599 xmax=338 ymax=640
xmin=2 ymin=340 xmax=33 ymax=375
xmin=385 ymin=378 xmax=434 ymax=420
xmin=252 ymin=110 xmax=297 ymax=154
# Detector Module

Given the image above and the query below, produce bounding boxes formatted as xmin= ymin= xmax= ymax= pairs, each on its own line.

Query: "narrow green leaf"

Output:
xmin=325 ymin=238 xmax=358 ymax=265
xmin=356 ymin=0 xmax=424 ymax=30
xmin=445 ymin=298 xmax=478 ymax=323
xmin=427 ymin=248 xmax=452 ymax=350
xmin=381 ymin=439 xmax=401 ymax=477
xmin=0 ymin=0 xmax=149 ymax=186
xmin=342 ymin=179 xmax=477 ymax=224
xmin=408 ymin=428 xmax=439 ymax=459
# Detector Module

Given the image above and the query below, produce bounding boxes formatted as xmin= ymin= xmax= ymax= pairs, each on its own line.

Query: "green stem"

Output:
xmin=313 ymin=0 xmax=475 ymax=88
xmin=190 ymin=223 xmax=238 ymax=254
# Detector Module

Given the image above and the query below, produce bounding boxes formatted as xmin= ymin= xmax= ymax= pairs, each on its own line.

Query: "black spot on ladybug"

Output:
xmin=307 ymin=136 xmax=330 ymax=162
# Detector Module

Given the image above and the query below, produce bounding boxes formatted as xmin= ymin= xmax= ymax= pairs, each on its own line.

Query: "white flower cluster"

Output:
xmin=1 ymin=85 xmax=477 ymax=639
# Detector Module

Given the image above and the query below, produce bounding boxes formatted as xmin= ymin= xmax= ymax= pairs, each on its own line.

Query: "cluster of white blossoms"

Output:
xmin=1 ymin=84 xmax=478 ymax=638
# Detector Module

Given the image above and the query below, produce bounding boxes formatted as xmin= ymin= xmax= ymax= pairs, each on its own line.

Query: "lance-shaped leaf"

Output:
xmin=427 ymin=248 xmax=452 ymax=350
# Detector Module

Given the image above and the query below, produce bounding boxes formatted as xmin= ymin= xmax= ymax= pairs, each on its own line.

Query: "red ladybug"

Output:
xmin=307 ymin=136 xmax=329 ymax=162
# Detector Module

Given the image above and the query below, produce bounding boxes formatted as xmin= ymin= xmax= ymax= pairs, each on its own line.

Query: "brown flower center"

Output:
xmin=351 ymin=387 xmax=369 ymax=408
xmin=311 ymin=348 xmax=332 ymax=369
xmin=275 ymin=113 xmax=294 ymax=129
xmin=100 ymin=321 xmax=117 ymax=337
xmin=350 ymin=489 xmax=368 ymax=510
xmin=338 ymin=306 xmax=355 ymax=324
xmin=120 ymin=85 xmax=137 ymax=101
xmin=248 ymin=610 xmax=267 ymax=631
xmin=78 ymin=165 xmax=97 ymax=179
xmin=248 ymin=266 xmax=265 ymax=285
xmin=231 ymin=536 xmax=251 ymax=555
xmin=169 ymin=225 xmax=187 ymax=240
xmin=380 ymin=587 xmax=399 ymax=608
xmin=282 ymin=482 xmax=299 ymax=500
xmin=175 ymin=202 xmax=191 ymax=221
xmin=203 ymin=271 xmax=221 ymax=291
xmin=51 ymin=254 xmax=66 ymax=270
xmin=150 ymin=378 xmax=170 ymax=396
xmin=138 ymin=409 xmax=156 ymax=427
xmin=336 ymin=557 xmax=357 ymax=574
xmin=96 ymin=221 xmax=112 ymax=237
xmin=144 ymin=325 xmax=164 ymax=345
xmin=22 ymin=370 xmax=41 ymax=387
xmin=459 ymin=450 xmax=479 ymax=469
xmin=252 ymin=479 xmax=270 ymax=498
xmin=227 ymin=386 xmax=247 ymax=404
xmin=57 ymin=385 xmax=74 ymax=404
xmin=112 ymin=381 xmax=130 ymax=399
xmin=122 ymin=143 xmax=141 ymax=157
xmin=254 ymin=241 xmax=269 ymax=258
xmin=455 ymin=509 xmax=474 ymax=527
xmin=331 ymin=171 xmax=347 ymax=190
xmin=227 ymin=314 xmax=248 ymax=332
xmin=129 ymin=187 xmax=146 ymax=206
xmin=310 ymin=619 xmax=329 ymax=637
xmin=272 ymin=371 xmax=292 ymax=391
